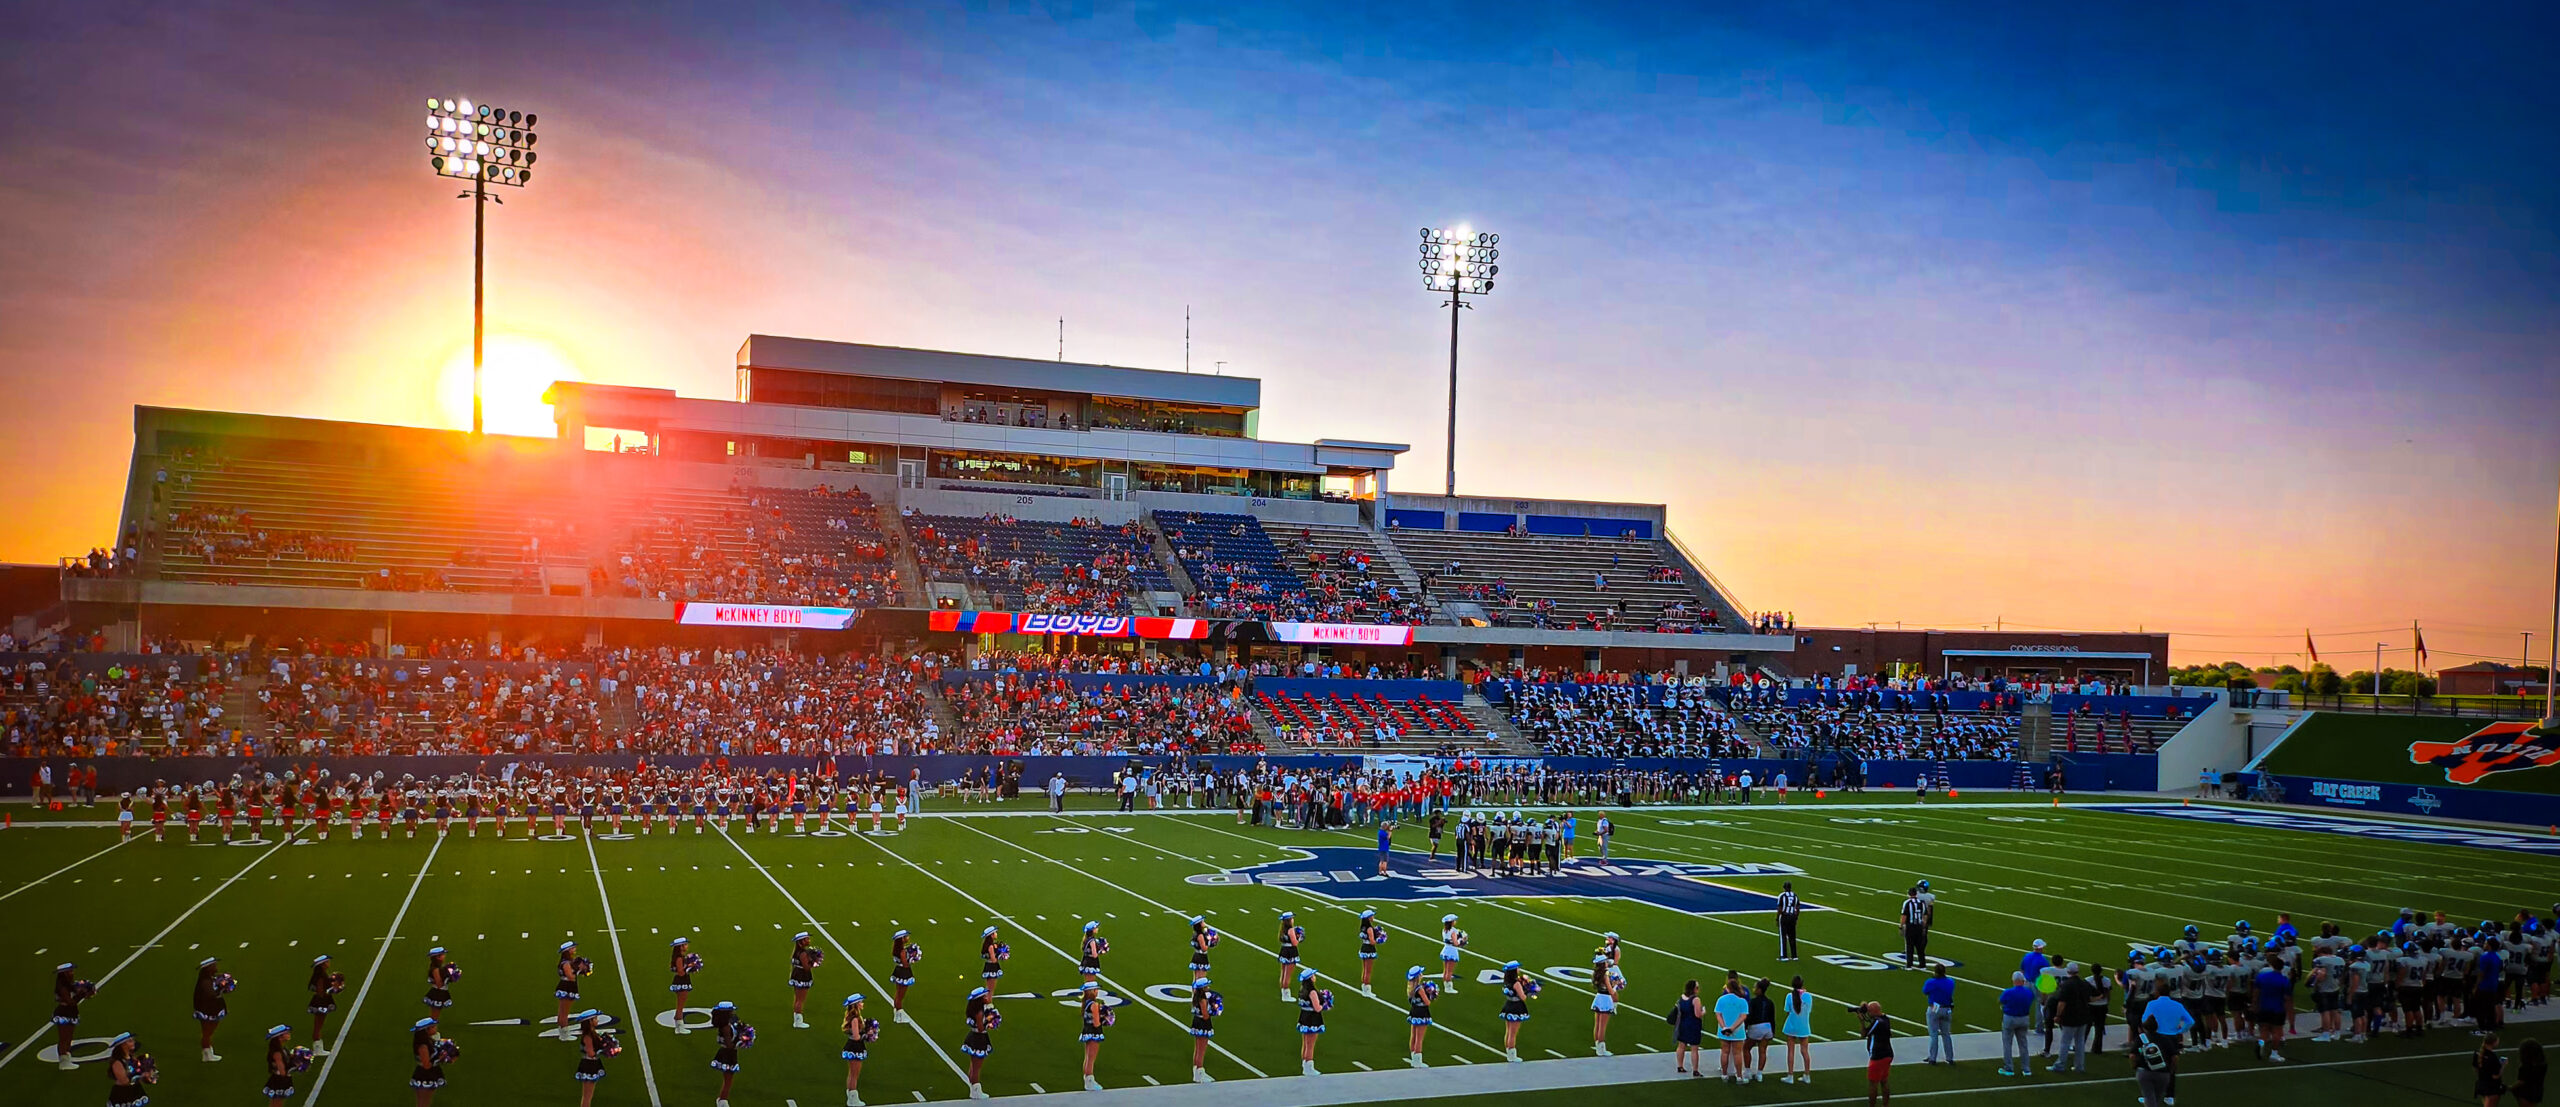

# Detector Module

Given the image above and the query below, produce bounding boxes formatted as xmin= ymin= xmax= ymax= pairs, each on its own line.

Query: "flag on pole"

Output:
xmin=2306 ymin=630 xmax=2319 ymax=665
xmin=2415 ymin=626 xmax=2428 ymax=668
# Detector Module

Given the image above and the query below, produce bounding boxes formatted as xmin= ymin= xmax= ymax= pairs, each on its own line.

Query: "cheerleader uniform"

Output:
xmin=1296 ymin=988 xmax=1326 ymax=1034
xmin=307 ymin=965 xmax=337 ymax=1018
xmin=890 ymin=942 xmax=918 ymax=989
xmin=961 ymin=1001 xmax=996 ymax=1058
xmin=262 ymin=1046 xmax=296 ymax=1099
xmin=575 ymin=1027 xmax=607 ymax=1082
xmin=1360 ymin=922 xmax=1384 ymax=962
xmin=1078 ymin=998 xmax=1108 ymax=1043
xmin=980 ymin=937 xmax=1003 ymax=982
xmin=193 ymin=973 xmax=227 ymax=1025
xmin=108 ymin=1054 xmax=149 ymax=1106
xmin=1277 ymin=924 xmax=1301 ymax=969
xmin=1190 ymin=990 xmax=1219 ymax=1039
xmin=1408 ymin=982 xmax=1436 ymax=1026
xmin=1501 ymin=973 xmax=1532 ymax=1022
xmin=790 ymin=946 xmax=817 ymax=992
xmin=709 ymin=1008 xmax=741 ymax=1073
xmin=555 ymin=955 xmax=582 ymax=1002
xmin=1589 ymin=971 xmax=1619 ymax=1014
xmin=670 ymin=951 xmax=696 ymax=995
xmin=410 ymin=1026 xmax=446 ymax=1090
xmin=51 ymin=973 xmax=82 ymax=1028
xmin=842 ymin=1014 xmax=877 ymax=1061
xmin=1080 ymin=935 xmax=1106 ymax=976
xmin=1189 ymin=932 xmax=1213 ymax=977
xmin=424 ymin=962 xmax=456 ymax=1010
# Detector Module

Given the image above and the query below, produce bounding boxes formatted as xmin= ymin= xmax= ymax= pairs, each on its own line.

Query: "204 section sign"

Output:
xmin=1185 ymin=846 xmax=1818 ymax=916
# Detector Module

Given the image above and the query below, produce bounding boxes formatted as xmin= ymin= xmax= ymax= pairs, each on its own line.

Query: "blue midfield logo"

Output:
xmin=2408 ymin=788 xmax=2443 ymax=815
xmin=1184 ymin=846 xmax=1814 ymax=916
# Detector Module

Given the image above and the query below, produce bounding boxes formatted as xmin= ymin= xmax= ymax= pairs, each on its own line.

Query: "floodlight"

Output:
xmin=1412 ymin=224 xmax=1504 ymax=500
xmin=421 ymin=96 xmax=545 ymax=435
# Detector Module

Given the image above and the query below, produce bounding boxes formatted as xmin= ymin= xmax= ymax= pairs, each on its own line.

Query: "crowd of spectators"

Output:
xmin=1498 ymin=681 xmax=1740 ymax=758
xmin=943 ymin=673 xmax=1261 ymax=755
xmin=619 ymin=647 xmax=944 ymax=757
xmin=906 ymin=514 xmax=1154 ymax=616
xmin=1736 ymin=701 xmax=2019 ymax=761
xmin=166 ymin=506 xmax=355 ymax=566
xmin=1283 ymin=537 xmax=1432 ymax=625
xmin=0 ymin=654 xmax=236 ymax=757
xmin=598 ymin=485 xmax=901 ymax=608
xmin=256 ymin=653 xmax=606 ymax=756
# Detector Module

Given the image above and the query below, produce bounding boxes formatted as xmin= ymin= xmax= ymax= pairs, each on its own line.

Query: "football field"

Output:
xmin=2 ymin=792 xmax=2551 ymax=1106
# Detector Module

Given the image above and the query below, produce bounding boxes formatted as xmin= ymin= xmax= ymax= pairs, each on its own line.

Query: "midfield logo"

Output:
xmin=1184 ymin=846 xmax=1814 ymax=916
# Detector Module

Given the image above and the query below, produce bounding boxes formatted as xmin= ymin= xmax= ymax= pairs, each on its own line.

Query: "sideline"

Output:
xmin=0 ymin=830 xmax=134 ymax=904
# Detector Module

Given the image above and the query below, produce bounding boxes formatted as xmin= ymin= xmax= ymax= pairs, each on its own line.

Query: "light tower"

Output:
xmin=423 ymin=96 xmax=540 ymax=435
xmin=1419 ymin=227 xmax=1499 ymax=501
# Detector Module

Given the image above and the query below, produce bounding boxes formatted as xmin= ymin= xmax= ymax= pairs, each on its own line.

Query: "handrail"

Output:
xmin=1658 ymin=526 xmax=1752 ymax=622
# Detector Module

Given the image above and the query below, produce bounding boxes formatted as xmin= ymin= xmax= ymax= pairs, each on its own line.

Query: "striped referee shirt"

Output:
xmin=1902 ymin=896 xmax=1929 ymax=927
xmin=1776 ymin=891 xmax=1801 ymax=920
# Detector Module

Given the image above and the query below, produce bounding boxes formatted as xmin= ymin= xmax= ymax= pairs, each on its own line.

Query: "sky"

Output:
xmin=2 ymin=0 xmax=2554 ymax=667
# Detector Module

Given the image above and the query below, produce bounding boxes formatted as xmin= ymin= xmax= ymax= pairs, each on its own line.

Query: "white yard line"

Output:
xmin=718 ymin=826 xmax=975 ymax=1087
xmin=841 ymin=818 xmax=1271 ymax=1078
xmin=0 ymin=831 xmax=134 ymax=904
xmin=0 ymin=828 xmax=301 ymax=1070
xmin=304 ymin=832 xmax=445 ymax=1105
xmin=586 ymin=830 xmax=665 ymax=1107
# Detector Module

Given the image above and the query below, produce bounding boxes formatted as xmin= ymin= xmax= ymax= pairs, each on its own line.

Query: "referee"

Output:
xmin=1776 ymin=882 xmax=1803 ymax=961
xmin=1902 ymin=886 xmax=1935 ymax=969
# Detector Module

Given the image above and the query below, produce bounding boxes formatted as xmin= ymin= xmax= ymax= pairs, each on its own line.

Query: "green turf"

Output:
xmin=2 ymin=797 xmax=2549 ymax=1106
xmin=2259 ymin=711 xmax=2560 ymax=793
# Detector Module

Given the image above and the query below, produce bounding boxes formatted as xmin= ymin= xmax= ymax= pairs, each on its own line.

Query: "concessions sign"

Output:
xmin=675 ymin=603 xmax=861 ymax=631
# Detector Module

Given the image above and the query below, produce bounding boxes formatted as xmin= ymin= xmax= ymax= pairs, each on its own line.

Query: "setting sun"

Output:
xmin=435 ymin=334 xmax=580 ymax=437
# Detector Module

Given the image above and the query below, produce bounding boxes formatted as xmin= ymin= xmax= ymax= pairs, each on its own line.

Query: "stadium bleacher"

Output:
xmin=1482 ymin=678 xmax=1740 ymax=758
xmin=902 ymin=513 xmax=1170 ymax=615
xmin=1256 ymin=685 xmax=1476 ymax=749
xmin=1385 ymin=528 xmax=1736 ymax=631
xmin=1156 ymin=511 xmax=1309 ymax=620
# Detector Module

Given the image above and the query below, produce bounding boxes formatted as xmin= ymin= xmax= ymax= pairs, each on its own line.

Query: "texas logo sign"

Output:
xmin=1183 ymin=845 xmax=1817 ymax=916
xmin=2408 ymin=721 xmax=2560 ymax=785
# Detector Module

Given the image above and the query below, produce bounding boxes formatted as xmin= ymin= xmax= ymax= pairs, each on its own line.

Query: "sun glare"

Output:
xmin=435 ymin=335 xmax=580 ymax=437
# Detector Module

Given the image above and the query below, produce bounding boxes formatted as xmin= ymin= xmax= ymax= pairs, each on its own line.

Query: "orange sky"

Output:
xmin=3 ymin=1 xmax=2553 ymax=670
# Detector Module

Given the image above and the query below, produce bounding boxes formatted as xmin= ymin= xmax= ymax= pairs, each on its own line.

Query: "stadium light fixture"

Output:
xmin=424 ymin=95 xmax=541 ymax=435
xmin=1418 ymin=226 xmax=1499 ymax=501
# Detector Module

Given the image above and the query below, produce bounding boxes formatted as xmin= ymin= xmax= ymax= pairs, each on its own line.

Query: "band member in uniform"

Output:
xmin=1187 ymin=917 xmax=1216 ymax=986
xmin=1187 ymin=978 xmax=1221 ymax=1083
xmin=1277 ymin=912 xmax=1304 ymax=1001
xmin=307 ymin=955 xmax=343 ymax=1056
xmin=840 ymin=994 xmax=878 ymax=1107
xmin=1500 ymin=961 xmax=1537 ymax=1061
xmin=194 ymin=957 xmax=232 ymax=1062
xmin=51 ymin=962 xmax=91 ymax=1071
xmin=959 ymin=987 xmax=999 ymax=1100
xmin=424 ymin=948 xmax=459 ymax=1017
xmin=411 ymin=1015 xmax=449 ymax=1106
xmin=1079 ymin=922 xmax=1108 ymax=986
xmin=1357 ymin=910 xmax=1387 ymax=996
xmin=1077 ymin=981 xmax=1112 ymax=1091
xmin=572 ymin=1010 xmax=610 ymax=1107
xmin=670 ymin=939 xmax=700 ymax=1034
xmin=1295 ymin=968 xmax=1329 ymax=1076
xmin=887 ymin=931 xmax=920 ymax=1024
xmin=789 ymin=933 xmax=823 ymax=1028
xmin=1405 ymin=966 xmax=1437 ymax=1068
xmin=1439 ymin=915 xmax=1467 ymax=994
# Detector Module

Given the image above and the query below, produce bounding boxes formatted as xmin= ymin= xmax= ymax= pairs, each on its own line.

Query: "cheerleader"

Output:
xmin=307 ymin=955 xmax=343 ymax=1056
xmin=1404 ymin=965 xmax=1437 ymax=1068
xmin=1588 ymin=950 xmax=1622 ymax=1056
xmin=1600 ymin=931 xmax=1625 ymax=985
xmin=708 ymin=1001 xmax=744 ymax=1107
xmin=669 ymin=939 xmax=699 ymax=1034
xmin=433 ymin=789 xmax=453 ymax=836
xmin=959 ymin=987 xmax=999 ymax=1101
xmin=789 ymin=791 xmax=807 ymax=835
xmin=216 ymin=788 xmax=235 ymax=840
xmin=840 ymin=994 xmax=879 ymax=1107
xmin=1078 ymin=921 xmax=1108 ymax=985
xmin=1499 ymin=961 xmax=1535 ymax=1061
xmin=423 ymin=948 xmax=459 ymax=1015
xmin=571 ymin=1010 xmax=608 ymax=1107
xmin=1294 ymin=968 xmax=1328 ymax=1076
xmin=887 ymin=930 xmax=920 ymax=1024
xmin=978 ymin=927 xmax=1006 ymax=984
xmin=411 ymin=1016 xmax=448 ymax=1106
xmin=788 ymin=933 xmax=822 ymax=1028
xmin=554 ymin=943 xmax=587 ymax=1039
xmin=691 ymin=787 xmax=710 ymax=834
xmin=1187 ymin=978 xmax=1221 ymax=1083
xmin=1439 ymin=914 xmax=1467 ymax=994
xmin=184 ymin=790 xmax=204 ymax=842
xmin=866 ymin=794 xmax=884 ymax=834
xmin=51 ymin=961 xmax=90 ymax=1071
xmin=117 ymin=792 xmax=136 ymax=840
xmin=1277 ymin=912 xmax=1304 ymax=1001
xmin=894 ymin=790 xmax=909 ymax=833
xmin=1357 ymin=910 xmax=1387 ymax=996
xmin=464 ymin=789 xmax=484 ymax=837
xmin=1187 ymin=916 xmax=1215 ymax=985
xmin=1076 ymin=981 xmax=1111 ymax=1090
xmin=260 ymin=1025 xmax=298 ymax=1104
xmin=193 ymin=957 xmax=231 ymax=1061
xmin=106 ymin=1031 xmax=151 ymax=1106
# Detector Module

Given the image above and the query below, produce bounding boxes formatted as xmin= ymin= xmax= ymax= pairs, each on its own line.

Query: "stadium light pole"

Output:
xmin=423 ymin=96 xmax=540 ymax=435
xmin=1419 ymin=227 xmax=1498 ymax=502
xmin=2546 ymin=471 xmax=2559 ymax=728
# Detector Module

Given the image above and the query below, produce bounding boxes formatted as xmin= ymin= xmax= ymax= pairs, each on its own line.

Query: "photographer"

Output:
xmin=1853 ymin=1000 xmax=1893 ymax=1106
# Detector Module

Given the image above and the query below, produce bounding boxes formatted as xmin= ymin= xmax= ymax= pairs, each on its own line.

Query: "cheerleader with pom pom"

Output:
xmin=307 ymin=956 xmax=344 ymax=1057
xmin=1076 ymin=981 xmax=1113 ymax=1091
xmin=1187 ymin=917 xmax=1217 ymax=985
xmin=553 ymin=943 xmax=590 ymax=1040
xmin=708 ymin=1001 xmax=749 ymax=1107
xmin=410 ymin=1016 xmax=451 ymax=1106
xmin=978 ymin=927 xmax=1007 ymax=984
xmin=887 ymin=931 xmax=920 ymax=1025
xmin=1499 ymin=961 xmax=1537 ymax=1061
xmin=1588 ymin=950 xmax=1622 ymax=1056
xmin=1405 ymin=966 xmax=1438 ymax=1068
xmin=669 ymin=939 xmax=701 ymax=1034
xmin=571 ymin=1010 xmax=611 ymax=1107
xmin=1357 ymin=910 xmax=1387 ymax=996
xmin=1078 ymin=921 xmax=1109 ymax=985
xmin=840 ymin=994 xmax=879 ymax=1107
xmin=106 ymin=1032 xmax=153 ymax=1107
xmin=261 ymin=1025 xmax=308 ymax=1105
xmin=193 ymin=958 xmax=233 ymax=1062
xmin=1439 ymin=915 xmax=1468 ymax=995
xmin=1277 ymin=912 xmax=1304 ymax=1001
xmin=788 ymin=933 xmax=823 ymax=1028
xmin=959 ymin=987 xmax=1000 ymax=1100
xmin=51 ymin=961 xmax=94 ymax=1071
xmin=1187 ymin=979 xmax=1222 ymax=1083
xmin=1295 ymin=968 xmax=1330 ymax=1076
xmin=423 ymin=948 xmax=459 ymax=1015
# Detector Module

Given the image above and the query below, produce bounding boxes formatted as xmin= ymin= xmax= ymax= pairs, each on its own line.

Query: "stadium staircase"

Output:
xmin=1262 ymin=521 xmax=1432 ymax=620
xmin=1458 ymin=689 xmax=1539 ymax=755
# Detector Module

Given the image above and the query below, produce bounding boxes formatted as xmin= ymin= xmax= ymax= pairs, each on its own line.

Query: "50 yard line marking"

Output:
xmin=304 ymin=832 xmax=444 ymax=1105
xmin=0 ymin=829 xmax=301 ymax=1071
xmin=585 ymin=831 xmax=664 ymax=1107
xmin=0 ymin=831 xmax=135 ymax=905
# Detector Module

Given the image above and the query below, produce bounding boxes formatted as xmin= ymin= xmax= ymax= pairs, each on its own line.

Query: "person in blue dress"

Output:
xmin=1781 ymin=976 xmax=1816 ymax=1084
xmin=1672 ymin=979 xmax=1706 ymax=1076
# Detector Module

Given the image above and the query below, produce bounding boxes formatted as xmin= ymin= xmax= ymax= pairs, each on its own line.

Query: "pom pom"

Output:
xmin=431 ymin=1038 xmax=462 ymax=1065
xmin=1203 ymin=931 xmax=1220 ymax=948
xmin=808 ymin=948 xmax=826 ymax=967
xmin=1204 ymin=992 xmax=1225 ymax=1017
xmin=212 ymin=973 xmax=238 ymax=995
xmin=1315 ymin=988 xmax=1335 ymax=1011
xmin=286 ymin=1046 xmax=315 ymax=1073
xmin=1525 ymin=979 xmax=1543 ymax=998
xmin=735 ymin=1023 xmax=757 ymax=1048
xmin=994 ymin=944 xmax=1012 ymax=961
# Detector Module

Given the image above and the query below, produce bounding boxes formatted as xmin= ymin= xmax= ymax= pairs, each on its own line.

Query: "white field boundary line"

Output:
xmin=1166 ymin=817 xmax=1906 ymax=1036
xmin=0 ymin=829 xmax=134 ymax=904
xmin=1958 ymin=806 xmax=2554 ymax=905
xmin=304 ymin=831 xmax=446 ymax=1104
xmin=0 ymin=827 xmax=302 ymax=1070
xmin=586 ymin=830 xmax=665 ymax=1107
xmin=952 ymin=814 xmax=1505 ymax=1066
xmin=837 ymin=816 xmax=1272 ymax=1079
xmin=717 ymin=826 xmax=975 ymax=1088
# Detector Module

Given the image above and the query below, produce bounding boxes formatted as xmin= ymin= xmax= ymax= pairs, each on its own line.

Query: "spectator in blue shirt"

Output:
xmin=1999 ymin=973 xmax=2038 ymax=1076
xmin=2140 ymin=993 xmax=2193 ymax=1100
xmin=1920 ymin=966 xmax=1957 ymax=1064
xmin=2252 ymin=966 xmax=2293 ymax=1063
xmin=2019 ymin=939 xmax=2050 ymax=982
